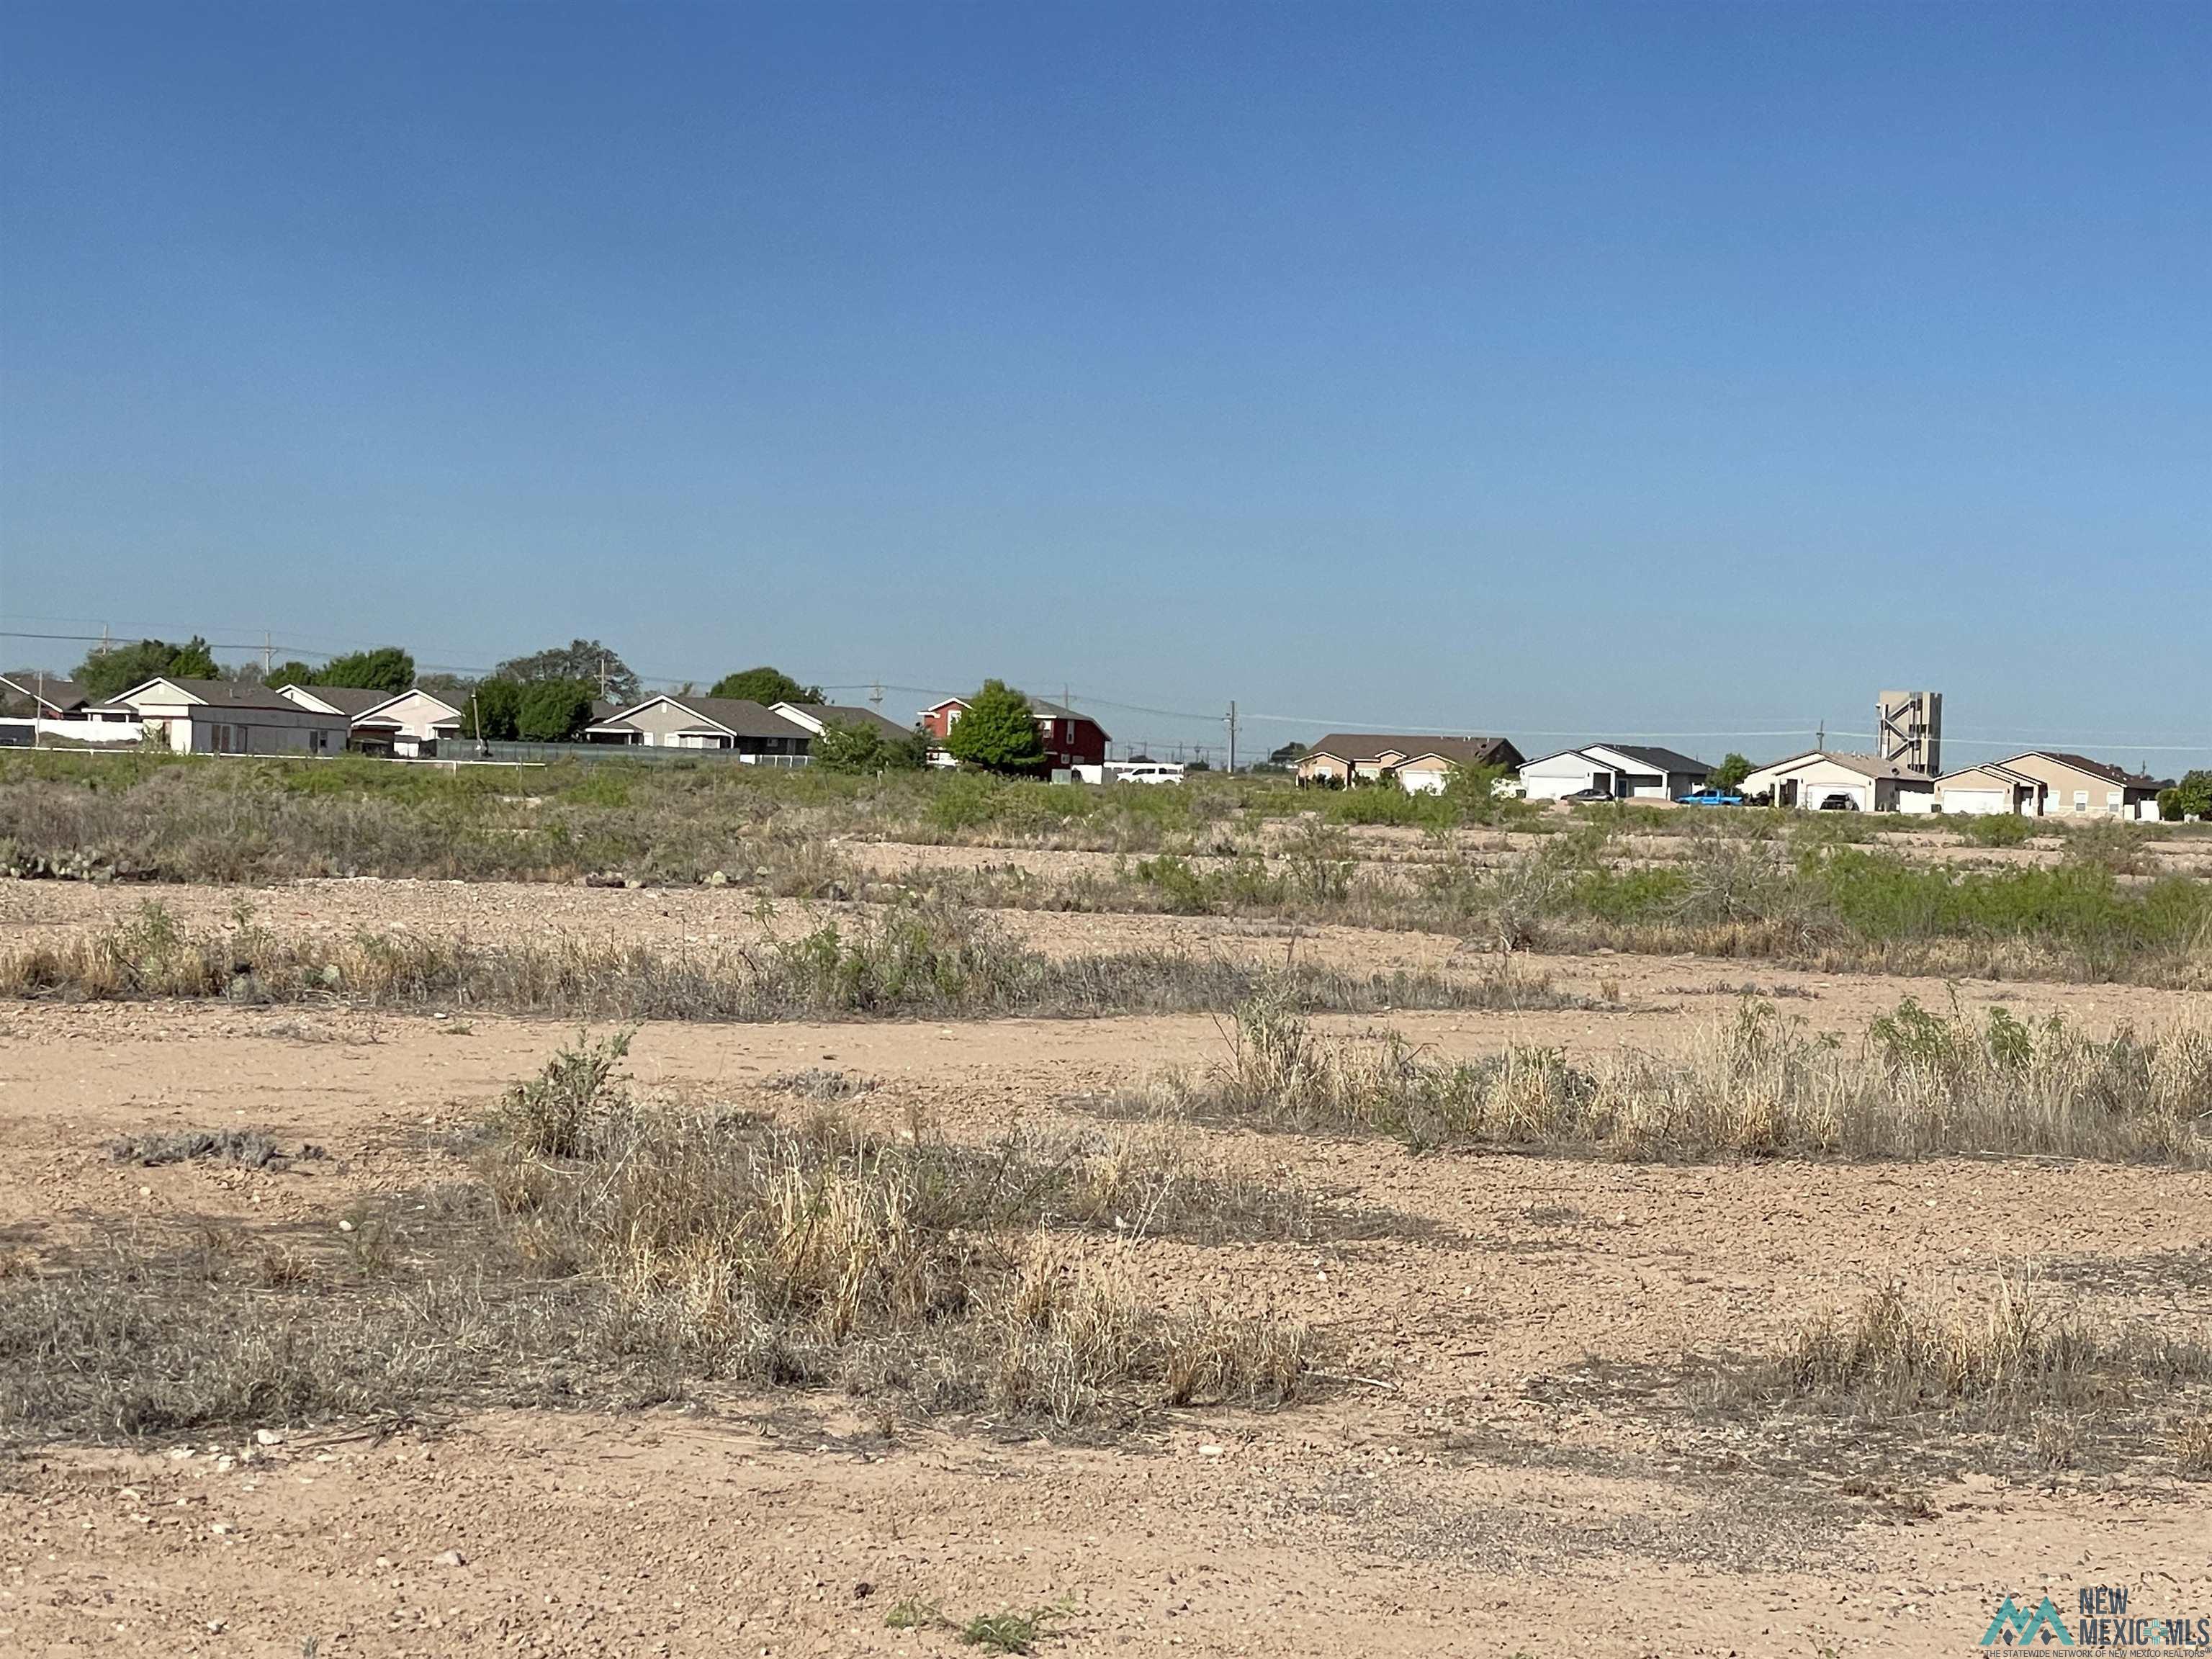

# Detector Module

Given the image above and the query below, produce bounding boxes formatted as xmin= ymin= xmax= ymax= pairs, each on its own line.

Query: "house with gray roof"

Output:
xmin=583 ymin=693 xmax=812 ymax=762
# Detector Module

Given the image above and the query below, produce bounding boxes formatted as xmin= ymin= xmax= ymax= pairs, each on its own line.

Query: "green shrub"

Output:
xmin=1960 ymin=813 xmax=2036 ymax=848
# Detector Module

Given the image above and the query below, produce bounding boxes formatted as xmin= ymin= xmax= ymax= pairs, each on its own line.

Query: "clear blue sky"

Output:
xmin=3 ymin=1 xmax=2206 ymax=767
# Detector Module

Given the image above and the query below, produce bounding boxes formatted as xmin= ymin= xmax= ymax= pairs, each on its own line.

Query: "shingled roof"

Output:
xmin=1307 ymin=733 xmax=1517 ymax=768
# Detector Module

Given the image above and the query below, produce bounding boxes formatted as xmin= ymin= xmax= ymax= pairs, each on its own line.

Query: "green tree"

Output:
xmin=811 ymin=719 xmax=927 ymax=774
xmin=515 ymin=680 xmax=598 ymax=742
xmin=1711 ymin=753 xmax=1752 ymax=791
xmin=1441 ymin=762 xmax=1518 ymax=823
xmin=264 ymin=660 xmax=319 ymax=690
xmin=74 ymin=637 xmax=220 ymax=700
xmin=943 ymin=680 xmax=1046 ymax=774
xmin=709 ymin=666 xmax=822 ymax=705
xmin=2159 ymin=769 xmax=2212 ymax=821
xmin=460 ymin=680 xmax=523 ymax=741
xmin=495 ymin=639 xmax=638 ymax=703
xmin=315 ymin=646 xmax=414 ymax=693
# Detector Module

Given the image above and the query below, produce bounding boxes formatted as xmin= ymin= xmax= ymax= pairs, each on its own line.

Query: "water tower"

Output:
xmin=1876 ymin=690 xmax=1943 ymax=776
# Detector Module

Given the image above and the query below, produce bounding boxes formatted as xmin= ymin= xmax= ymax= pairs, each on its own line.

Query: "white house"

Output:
xmin=769 ymin=701 xmax=917 ymax=744
xmin=0 ymin=674 xmax=142 ymax=744
xmin=109 ymin=678 xmax=348 ymax=756
xmin=1740 ymin=750 xmax=1932 ymax=813
xmin=1518 ymin=744 xmax=1712 ymax=802
xmin=279 ymin=684 xmax=462 ymax=757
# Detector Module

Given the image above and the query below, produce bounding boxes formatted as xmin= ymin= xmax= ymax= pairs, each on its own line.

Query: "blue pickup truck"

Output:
xmin=1680 ymin=787 xmax=1745 ymax=806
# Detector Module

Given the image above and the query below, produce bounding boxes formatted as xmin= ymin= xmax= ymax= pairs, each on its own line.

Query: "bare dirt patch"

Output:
xmin=0 ymin=878 xmax=2205 ymax=1656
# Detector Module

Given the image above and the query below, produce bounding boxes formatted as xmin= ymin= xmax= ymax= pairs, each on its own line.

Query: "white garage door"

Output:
xmin=1521 ymin=771 xmax=1590 ymax=801
xmin=1942 ymin=789 xmax=2005 ymax=815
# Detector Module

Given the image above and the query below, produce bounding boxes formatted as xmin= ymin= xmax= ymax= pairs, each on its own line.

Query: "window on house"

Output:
xmin=2073 ymin=791 xmax=2088 ymax=814
xmin=2105 ymin=792 xmax=2122 ymax=813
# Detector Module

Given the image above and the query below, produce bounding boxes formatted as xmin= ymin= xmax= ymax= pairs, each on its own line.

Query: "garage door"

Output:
xmin=1810 ymin=783 xmax=1867 ymax=811
xmin=1943 ymin=789 xmax=2005 ymax=816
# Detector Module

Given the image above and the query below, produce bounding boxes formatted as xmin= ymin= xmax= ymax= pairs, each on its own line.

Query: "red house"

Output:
xmin=918 ymin=693 xmax=1110 ymax=770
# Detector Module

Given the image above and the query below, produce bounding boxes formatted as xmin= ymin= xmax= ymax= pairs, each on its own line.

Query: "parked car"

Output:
xmin=1680 ymin=788 xmax=1745 ymax=806
xmin=1817 ymin=793 xmax=1860 ymax=811
xmin=1561 ymin=787 xmax=1614 ymax=803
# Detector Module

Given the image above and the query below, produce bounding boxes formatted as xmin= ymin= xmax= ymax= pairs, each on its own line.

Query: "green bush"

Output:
xmin=1959 ymin=813 xmax=2036 ymax=848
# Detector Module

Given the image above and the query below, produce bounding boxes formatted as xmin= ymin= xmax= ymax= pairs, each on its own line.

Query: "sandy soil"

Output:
xmin=1 ymin=879 xmax=2207 ymax=1657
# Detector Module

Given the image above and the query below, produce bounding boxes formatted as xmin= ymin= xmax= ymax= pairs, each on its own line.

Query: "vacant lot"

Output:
xmin=1 ymin=775 xmax=2206 ymax=1656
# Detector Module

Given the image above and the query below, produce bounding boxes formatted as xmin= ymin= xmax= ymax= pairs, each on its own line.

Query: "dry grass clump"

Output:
xmin=0 ymin=897 xmax=1566 ymax=1022
xmin=1142 ymin=993 xmax=2212 ymax=1162
xmin=495 ymin=1056 xmax=1318 ymax=1424
xmin=0 ymin=1037 xmax=1321 ymax=1446
xmin=2173 ymin=1415 xmax=2212 ymax=1475
xmin=1753 ymin=1272 xmax=2212 ymax=1470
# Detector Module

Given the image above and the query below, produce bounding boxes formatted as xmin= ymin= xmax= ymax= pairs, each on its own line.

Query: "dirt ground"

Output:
xmin=1 ymin=877 xmax=2207 ymax=1657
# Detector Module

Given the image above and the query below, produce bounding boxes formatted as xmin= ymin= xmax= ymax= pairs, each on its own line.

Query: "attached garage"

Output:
xmin=1741 ymin=750 xmax=1930 ymax=814
xmin=1933 ymin=763 xmax=2045 ymax=817
xmin=1516 ymin=744 xmax=1712 ymax=802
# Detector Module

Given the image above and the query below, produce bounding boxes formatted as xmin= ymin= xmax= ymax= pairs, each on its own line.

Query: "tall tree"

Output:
xmin=73 ymin=637 xmax=220 ymax=701
xmin=943 ymin=680 xmax=1046 ymax=775
xmin=495 ymin=639 xmax=638 ymax=703
xmin=709 ymin=665 xmax=822 ymax=705
xmin=315 ymin=646 xmax=414 ymax=694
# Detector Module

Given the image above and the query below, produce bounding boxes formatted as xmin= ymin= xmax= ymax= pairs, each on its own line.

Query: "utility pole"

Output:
xmin=868 ymin=681 xmax=884 ymax=711
xmin=1816 ymin=719 xmax=1826 ymax=751
xmin=98 ymin=625 xmax=110 ymax=657
xmin=262 ymin=632 xmax=273 ymax=676
xmin=598 ymin=654 xmax=610 ymax=702
xmin=1224 ymin=701 xmax=1238 ymax=774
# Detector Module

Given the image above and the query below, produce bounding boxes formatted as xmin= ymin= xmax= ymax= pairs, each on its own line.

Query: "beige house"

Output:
xmin=1931 ymin=761 xmax=2046 ymax=817
xmin=1996 ymin=752 xmax=2167 ymax=821
xmin=583 ymin=694 xmax=812 ymax=760
xmin=1740 ymin=750 xmax=1932 ymax=813
xmin=1296 ymin=733 xmax=1524 ymax=791
xmin=279 ymin=684 xmax=462 ymax=757
xmin=109 ymin=677 xmax=348 ymax=756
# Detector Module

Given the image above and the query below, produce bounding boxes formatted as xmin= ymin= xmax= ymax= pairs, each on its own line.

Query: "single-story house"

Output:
xmin=918 ymin=694 xmax=1111 ymax=770
xmin=1295 ymin=734 xmax=1524 ymax=791
xmin=107 ymin=677 xmax=349 ymax=756
xmin=770 ymin=701 xmax=917 ymax=743
xmin=0 ymin=673 xmax=141 ymax=744
xmin=1931 ymin=761 xmax=2048 ymax=817
xmin=1740 ymin=750 xmax=1933 ymax=813
xmin=1518 ymin=744 xmax=1712 ymax=802
xmin=1996 ymin=752 xmax=2170 ymax=821
xmin=0 ymin=674 xmax=91 ymax=718
xmin=279 ymin=684 xmax=462 ymax=757
xmin=583 ymin=694 xmax=813 ymax=760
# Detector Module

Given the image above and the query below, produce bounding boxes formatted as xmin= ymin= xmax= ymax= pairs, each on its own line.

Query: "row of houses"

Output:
xmin=1 ymin=673 xmax=2175 ymax=819
xmin=1291 ymin=729 xmax=2171 ymax=820
xmin=0 ymin=673 xmax=1079 ymax=769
